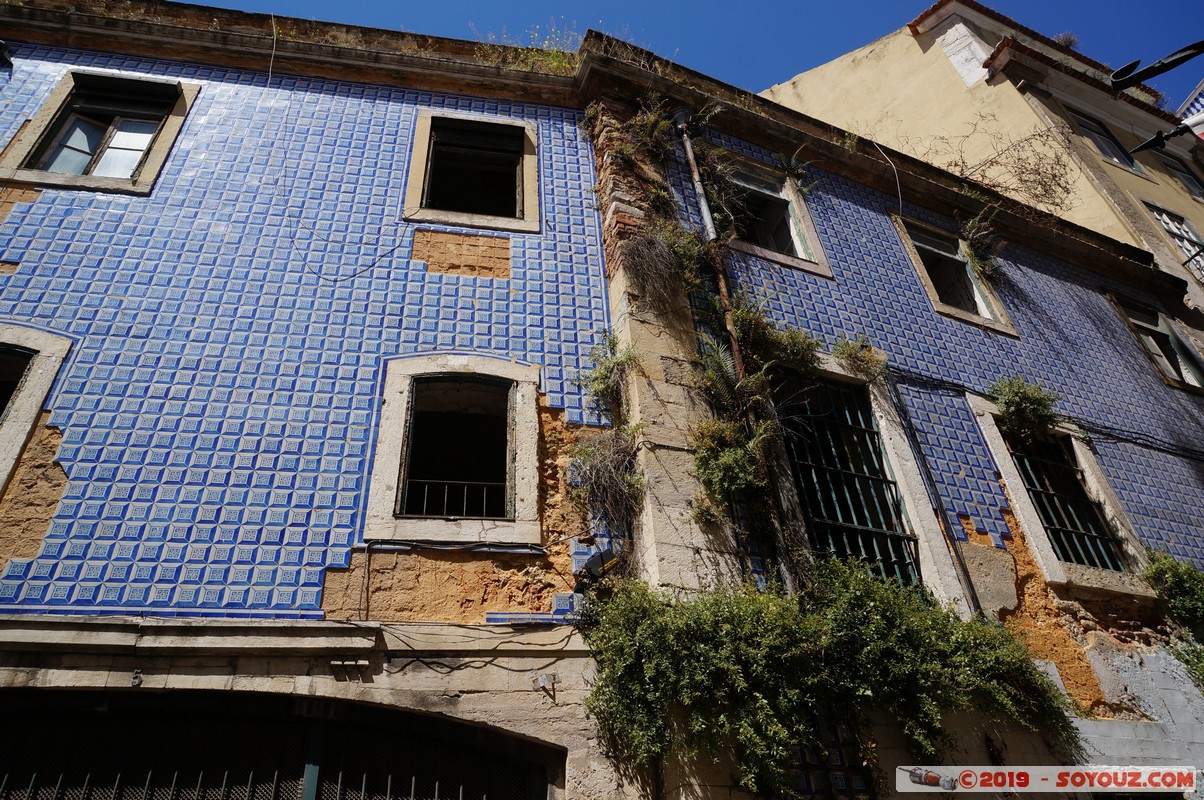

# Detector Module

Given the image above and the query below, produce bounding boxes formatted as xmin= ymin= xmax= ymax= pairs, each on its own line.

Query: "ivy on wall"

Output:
xmin=583 ymin=560 xmax=1083 ymax=797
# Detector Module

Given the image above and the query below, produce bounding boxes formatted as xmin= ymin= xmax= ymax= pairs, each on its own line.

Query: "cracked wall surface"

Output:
xmin=321 ymin=402 xmax=582 ymax=622
xmin=0 ymin=413 xmax=64 ymax=571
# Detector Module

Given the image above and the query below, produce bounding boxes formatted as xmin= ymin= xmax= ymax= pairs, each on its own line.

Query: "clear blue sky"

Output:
xmin=200 ymin=0 xmax=1203 ymax=112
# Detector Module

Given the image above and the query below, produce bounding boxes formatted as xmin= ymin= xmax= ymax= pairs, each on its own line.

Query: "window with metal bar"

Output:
xmin=1003 ymin=431 xmax=1125 ymax=571
xmin=396 ymin=376 xmax=512 ymax=520
xmin=777 ymin=374 xmax=919 ymax=584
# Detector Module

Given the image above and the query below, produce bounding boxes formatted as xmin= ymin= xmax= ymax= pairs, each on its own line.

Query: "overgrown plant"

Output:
xmin=959 ymin=207 xmax=1004 ymax=279
xmin=1143 ymin=550 xmax=1204 ymax=637
xmin=583 ymin=332 xmax=638 ymax=418
xmin=690 ymin=417 xmax=775 ymax=499
xmin=471 ymin=19 xmax=581 ymax=76
xmin=570 ymin=424 xmax=647 ymax=537
xmin=988 ymin=376 xmax=1060 ymax=441
xmin=620 ymin=219 xmax=714 ymax=305
xmin=583 ymin=560 xmax=1082 ymax=797
xmin=1143 ymin=551 xmax=1204 ymax=687
xmin=832 ymin=335 xmax=887 ymax=383
xmin=904 ymin=113 xmax=1078 ymax=217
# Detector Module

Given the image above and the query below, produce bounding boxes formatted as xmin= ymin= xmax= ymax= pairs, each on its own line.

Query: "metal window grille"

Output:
xmin=778 ymin=376 xmax=919 ymax=584
xmin=1004 ymin=433 xmax=1125 ymax=572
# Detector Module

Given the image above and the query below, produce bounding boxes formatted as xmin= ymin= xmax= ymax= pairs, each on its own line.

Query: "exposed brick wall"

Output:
xmin=321 ymin=401 xmax=583 ymax=622
xmin=412 ymin=229 xmax=511 ymax=278
xmin=0 ymin=413 xmax=65 ymax=571
xmin=0 ymin=184 xmax=39 ymax=225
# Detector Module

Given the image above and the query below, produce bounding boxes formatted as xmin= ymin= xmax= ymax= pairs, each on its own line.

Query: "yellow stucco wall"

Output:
xmin=761 ymin=25 xmax=1144 ymax=248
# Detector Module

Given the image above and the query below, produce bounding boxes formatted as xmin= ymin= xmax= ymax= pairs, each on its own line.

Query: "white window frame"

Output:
xmin=894 ymin=215 xmax=1017 ymax=335
xmin=402 ymin=111 xmax=540 ymax=233
xmin=1144 ymin=202 xmax=1204 ymax=274
xmin=0 ymin=71 xmax=199 ymax=195
xmin=727 ymin=163 xmax=831 ymax=277
xmin=967 ymin=393 xmax=1152 ymax=597
xmin=365 ymin=354 xmax=541 ymax=545
xmin=0 ymin=325 xmax=71 ymax=496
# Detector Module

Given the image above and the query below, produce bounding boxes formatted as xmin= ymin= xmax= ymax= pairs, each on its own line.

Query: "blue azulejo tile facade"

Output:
xmin=0 ymin=44 xmax=608 ymax=616
xmin=694 ymin=129 xmax=1204 ymax=566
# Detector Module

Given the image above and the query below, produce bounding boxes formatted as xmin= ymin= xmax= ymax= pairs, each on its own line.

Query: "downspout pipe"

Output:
xmin=674 ymin=108 xmax=717 ymax=242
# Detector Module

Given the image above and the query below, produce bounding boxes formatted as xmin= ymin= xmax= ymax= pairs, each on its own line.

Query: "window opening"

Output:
xmin=1156 ymin=153 xmax=1204 ymax=200
xmin=1118 ymin=298 xmax=1204 ymax=387
xmin=397 ymin=376 xmax=512 ymax=520
xmin=27 ymin=74 xmax=177 ymax=180
xmin=422 ymin=118 xmax=525 ymax=218
xmin=1003 ymin=430 xmax=1125 ymax=571
xmin=903 ymin=220 xmax=994 ymax=319
xmin=1067 ymin=108 xmax=1141 ymax=171
xmin=0 ymin=347 xmax=33 ymax=417
xmin=730 ymin=171 xmax=811 ymax=259
xmin=777 ymin=374 xmax=919 ymax=584
xmin=1145 ymin=203 xmax=1204 ymax=275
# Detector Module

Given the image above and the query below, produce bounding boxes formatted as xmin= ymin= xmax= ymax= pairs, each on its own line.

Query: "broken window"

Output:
xmin=1003 ymin=431 xmax=1125 ymax=571
xmin=730 ymin=170 xmax=812 ymax=259
xmin=901 ymin=219 xmax=1000 ymax=322
xmin=396 ymin=376 xmax=512 ymax=520
xmin=423 ymin=118 xmax=525 ymax=218
xmin=402 ymin=114 xmax=539 ymax=232
xmin=777 ymin=374 xmax=919 ymax=584
xmin=1117 ymin=298 xmax=1204 ymax=389
xmin=0 ymin=347 xmax=33 ymax=418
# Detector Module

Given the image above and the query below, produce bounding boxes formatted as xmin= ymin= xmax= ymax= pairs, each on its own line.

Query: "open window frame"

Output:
xmin=1111 ymin=294 xmax=1204 ymax=394
xmin=726 ymin=160 xmax=832 ymax=278
xmin=0 ymin=71 xmax=200 ymax=195
xmin=402 ymin=111 xmax=540 ymax=234
xmin=894 ymin=215 xmax=1017 ymax=336
xmin=0 ymin=325 xmax=72 ymax=497
xmin=364 ymin=354 xmax=542 ymax=545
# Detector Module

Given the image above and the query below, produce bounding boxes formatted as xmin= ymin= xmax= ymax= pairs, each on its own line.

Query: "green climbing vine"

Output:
xmin=1143 ymin=550 xmax=1204 ymax=687
xmin=582 ymin=560 xmax=1082 ymax=797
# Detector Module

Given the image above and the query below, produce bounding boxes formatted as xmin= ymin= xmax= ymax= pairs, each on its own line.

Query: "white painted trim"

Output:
xmin=0 ymin=325 xmax=71 ymax=497
xmin=966 ymin=393 xmax=1154 ymax=597
xmin=364 ymin=354 xmax=542 ymax=545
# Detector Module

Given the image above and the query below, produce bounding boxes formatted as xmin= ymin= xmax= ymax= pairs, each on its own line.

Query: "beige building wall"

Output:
xmin=762 ymin=23 xmax=1135 ymax=245
xmin=762 ymin=6 xmax=1204 ymax=305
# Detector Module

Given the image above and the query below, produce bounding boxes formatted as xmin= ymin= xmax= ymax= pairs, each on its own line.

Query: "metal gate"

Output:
xmin=0 ymin=691 xmax=553 ymax=800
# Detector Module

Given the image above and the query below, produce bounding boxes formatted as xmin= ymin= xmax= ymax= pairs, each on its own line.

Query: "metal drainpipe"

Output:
xmin=674 ymin=109 xmax=717 ymax=242
xmin=674 ymin=108 xmax=748 ymax=381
